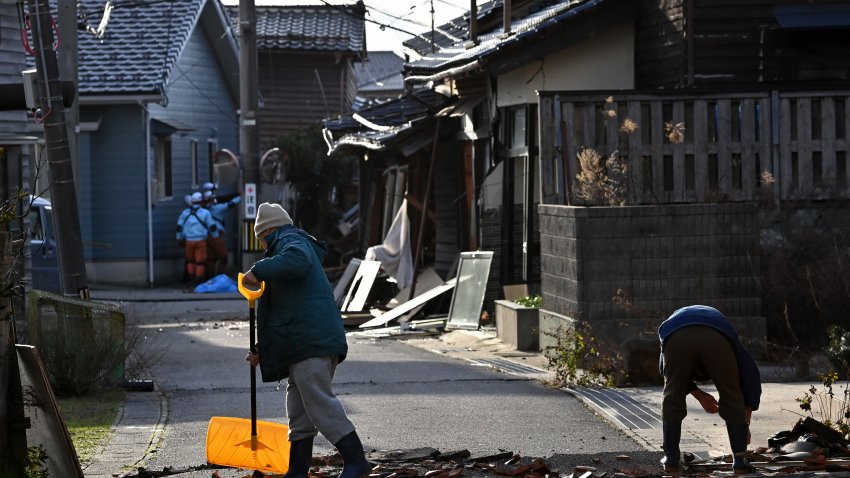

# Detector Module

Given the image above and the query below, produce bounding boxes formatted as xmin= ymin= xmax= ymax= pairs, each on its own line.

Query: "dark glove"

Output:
xmin=177 ymin=239 xmax=185 ymax=247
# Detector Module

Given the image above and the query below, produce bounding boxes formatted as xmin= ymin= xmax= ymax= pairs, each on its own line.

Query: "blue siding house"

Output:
xmin=71 ymin=0 xmax=239 ymax=285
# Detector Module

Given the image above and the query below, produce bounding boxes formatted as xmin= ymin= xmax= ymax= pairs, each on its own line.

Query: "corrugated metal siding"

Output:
xmin=636 ymin=0 xmax=685 ymax=88
xmin=0 ymin=4 xmax=27 ymax=135
xmin=257 ymin=51 xmax=353 ymax=148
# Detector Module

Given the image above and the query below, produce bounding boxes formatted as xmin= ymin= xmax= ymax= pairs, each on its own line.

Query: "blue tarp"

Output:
xmin=194 ymin=274 xmax=238 ymax=293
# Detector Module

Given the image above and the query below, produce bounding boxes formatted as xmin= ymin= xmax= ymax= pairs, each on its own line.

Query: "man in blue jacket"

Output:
xmin=658 ymin=305 xmax=761 ymax=474
xmin=242 ymin=202 xmax=371 ymax=478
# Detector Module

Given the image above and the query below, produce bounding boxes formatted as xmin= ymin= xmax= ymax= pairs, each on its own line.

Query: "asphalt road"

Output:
xmin=119 ymin=297 xmax=661 ymax=477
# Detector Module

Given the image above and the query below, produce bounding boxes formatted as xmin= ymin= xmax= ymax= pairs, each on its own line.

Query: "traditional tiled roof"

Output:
xmin=353 ymin=51 xmax=404 ymax=93
xmin=324 ymin=87 xmax=446 ymax=154
xmin=402 ymin=0 xmax=503 ymax=57
xmin=69 ymin=0 xmax=233 ymax=95
xmin=226 ymin=2 xmax=365 ymax=52
xmin=403 ymin=0 xmax=621 ymax=77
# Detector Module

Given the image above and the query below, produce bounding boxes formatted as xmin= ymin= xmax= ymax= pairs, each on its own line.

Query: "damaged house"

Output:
xmin=325 ymin=0 xmax=850 ymax=349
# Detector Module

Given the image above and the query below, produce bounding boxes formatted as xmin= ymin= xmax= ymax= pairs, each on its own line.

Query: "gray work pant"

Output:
xmin=662 ymin=325 xmax=746 ymax=425
xmin=286 ymin=356 xmax=356 ymax=444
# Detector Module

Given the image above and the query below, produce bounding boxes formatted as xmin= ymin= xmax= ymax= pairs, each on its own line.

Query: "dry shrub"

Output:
xmin=620 ymin=118 xmax=638 ymax=134
xmin=37 ymin=305 xmax=167 ymax=396
xmin=543 ymin=320 xmax=625 ymax=388
xmin=761 ymin=230 xmax=850 ymax=354
xmin=665 ymin=121 xmax=685 ymax=144
xmin=574 ymin=148 xmax=628 ymax=206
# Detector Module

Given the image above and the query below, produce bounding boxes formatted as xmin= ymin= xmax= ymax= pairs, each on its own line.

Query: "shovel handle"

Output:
xmin=237 ymin=273 xmax=265 ymax=307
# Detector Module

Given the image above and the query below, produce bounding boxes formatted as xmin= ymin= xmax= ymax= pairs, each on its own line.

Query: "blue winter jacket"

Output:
xmin=249 ymin=225 xmax=347 ymax=382
xmin=176 ymin=206 xmax=217 ymax=241
xmin=658 ymin=305 xmax=762 ymax=411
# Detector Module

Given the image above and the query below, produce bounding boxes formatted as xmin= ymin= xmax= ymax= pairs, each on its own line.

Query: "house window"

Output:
xmin=207 ymin=139 xmax=218 ymax=183
xmin=155 ymin=136 xmax=172 ymax=199
xmin=190 ymin=140 xmax=199 ymax=187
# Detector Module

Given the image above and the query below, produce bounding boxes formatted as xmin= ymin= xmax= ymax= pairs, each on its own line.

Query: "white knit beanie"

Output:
xmin=254 ymin=202 xmax=293 ymax=238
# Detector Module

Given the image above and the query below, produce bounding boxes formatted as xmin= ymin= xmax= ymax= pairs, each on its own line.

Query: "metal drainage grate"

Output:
xmin=471 ymin=357 xmax=548 ymax=375
xmin=570 ymin=387 xmax=662 ymax=431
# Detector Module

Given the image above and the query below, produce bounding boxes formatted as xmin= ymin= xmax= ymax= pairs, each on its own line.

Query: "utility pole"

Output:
xmin=239 ymin=0 xmax=260 ymax=270
xmin=57 ymin=0 xmax=79 ymax=182
xmin=27 ymin=0 xmax=89 ymax=298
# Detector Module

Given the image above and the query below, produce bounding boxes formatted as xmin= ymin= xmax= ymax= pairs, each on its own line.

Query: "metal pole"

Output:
xmin=28 ymin=0 xmax=89 ymax=298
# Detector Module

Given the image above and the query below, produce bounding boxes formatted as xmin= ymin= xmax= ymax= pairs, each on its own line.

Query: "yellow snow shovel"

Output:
xmin=206 ymin=273 xmax=290 ymax=473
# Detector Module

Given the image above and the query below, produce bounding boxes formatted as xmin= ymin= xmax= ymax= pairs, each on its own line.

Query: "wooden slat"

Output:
xmin=780 ymin=98 xmax=794 ymax=199
xmin=740 ymin=99 xmax=756 ymax=200
xmin=539 ymin=95 xmax=556 ymax=203
xmin=797 ymin=98 xmax=813 ymax=196
xmin=651 ymin=101 xmax=664 ymax=200
xmin=822 ymin=97 xmax=837 ymax=190
xmin=759 ymin=98 xmax=773 ymax=191
xmin=672 ymin=101 xmax=686 ymax=202
xmin=606 ymin=101 xmax=619 ymax=157
xmin=582 ymin=103 xmax=596 ymax=151
xmin=627 ymin=102 xmax=643 ymax=203
xmin=716 ymin=100 xmax=732 ymax=196
xmin=563 ymin=102 xmax=577 ymax=203
xmin=693 ymin=100 xmax=708 ymax=202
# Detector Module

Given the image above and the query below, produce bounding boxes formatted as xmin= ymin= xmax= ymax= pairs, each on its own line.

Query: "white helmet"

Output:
xmin=183 ymin=194 xmax=193 ymax=206
xmin=203 ymin=190 xmax=214 ymax=201
xmin=191 ymin=192 xmax=203 ymax=204
xmin=202 ymin=182 xmax=216 ymax=192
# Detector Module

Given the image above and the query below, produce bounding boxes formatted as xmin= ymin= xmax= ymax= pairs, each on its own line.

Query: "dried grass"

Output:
xmin=574 ymin=147 xmax=629 ymax=206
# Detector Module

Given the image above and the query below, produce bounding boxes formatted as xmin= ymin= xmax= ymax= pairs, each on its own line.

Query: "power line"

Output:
xmin=317 ymin=0 xmax=429 ymax=38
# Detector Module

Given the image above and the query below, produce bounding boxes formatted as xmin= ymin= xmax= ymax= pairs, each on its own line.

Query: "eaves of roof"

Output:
xmin=404 ymin=0 xmax=632 ymax=83
xmin=323 ymin=88 xmax=447 ymax=156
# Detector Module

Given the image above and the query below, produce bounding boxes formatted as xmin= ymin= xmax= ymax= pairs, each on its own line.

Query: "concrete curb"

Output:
xmin=82 ymin=384 xmax=169 ymax=478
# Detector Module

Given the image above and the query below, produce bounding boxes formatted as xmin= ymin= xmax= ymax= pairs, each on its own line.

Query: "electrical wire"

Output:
xmin=316 ymin=0 xmax=422 ymax=37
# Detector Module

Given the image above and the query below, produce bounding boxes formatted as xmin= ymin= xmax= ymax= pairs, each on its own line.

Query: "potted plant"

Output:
xmin=495 ymin=295 xmax=542 ymax=351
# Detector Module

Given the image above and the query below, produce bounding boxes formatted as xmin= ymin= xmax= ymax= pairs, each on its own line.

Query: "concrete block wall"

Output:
xmin=539 ymin=203 xmax=765 ymax=344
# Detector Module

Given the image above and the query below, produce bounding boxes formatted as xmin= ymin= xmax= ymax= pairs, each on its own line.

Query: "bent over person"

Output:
xmin=658 ymin=305 xmax=761 ymax=474
xmin=242 ymin=202 xmax=371 ymax=478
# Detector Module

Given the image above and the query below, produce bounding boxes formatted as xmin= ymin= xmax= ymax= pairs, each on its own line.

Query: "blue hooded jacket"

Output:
xmin=249 ymin=225 xmax=347 ymax=382
xmin=658 ymin=305 xmax=762 ymax=411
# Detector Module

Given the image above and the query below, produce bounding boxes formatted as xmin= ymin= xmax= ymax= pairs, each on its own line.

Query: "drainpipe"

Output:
xmin=142 ymin=103 xmax=154 ymax=286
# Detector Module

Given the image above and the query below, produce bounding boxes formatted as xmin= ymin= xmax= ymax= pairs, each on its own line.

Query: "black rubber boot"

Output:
xmin=661 ymin=421 xmax=682 ymax=473
xmin=334 ymin=431 xmax=371 ymax=478
xmin=727 ymin=423 xmax=756 ymax=474
xmin=283 ymin=437 xmax=314 ymax=478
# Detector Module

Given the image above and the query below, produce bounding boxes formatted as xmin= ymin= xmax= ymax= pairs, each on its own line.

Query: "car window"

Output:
xmin=30 ymin=207 xmax=44 ymax=241
xmin=43 ymin=206 xmax=55 ymax=241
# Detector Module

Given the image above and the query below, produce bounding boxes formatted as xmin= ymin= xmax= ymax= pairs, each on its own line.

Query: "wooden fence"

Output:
xmin=538 ymin=90 xmax=850 ymax=205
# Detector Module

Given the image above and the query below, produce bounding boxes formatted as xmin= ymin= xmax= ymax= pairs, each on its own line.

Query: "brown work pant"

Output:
xmin=662 ymin=325 xmax=746 ymax=425
xmin=184 ymin=239 xmax=207 ymax=281
xmin=206 ymin=234 xmax=227 ymax=277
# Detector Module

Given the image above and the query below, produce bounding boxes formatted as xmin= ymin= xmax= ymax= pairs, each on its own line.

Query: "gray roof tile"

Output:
xmin=226 ymin=2 xmax=365 ymax=52
xmin=75 ymin=0 xmax=204 ymax=94
xmin=354 ymin=51 xmax=404 ymax=93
